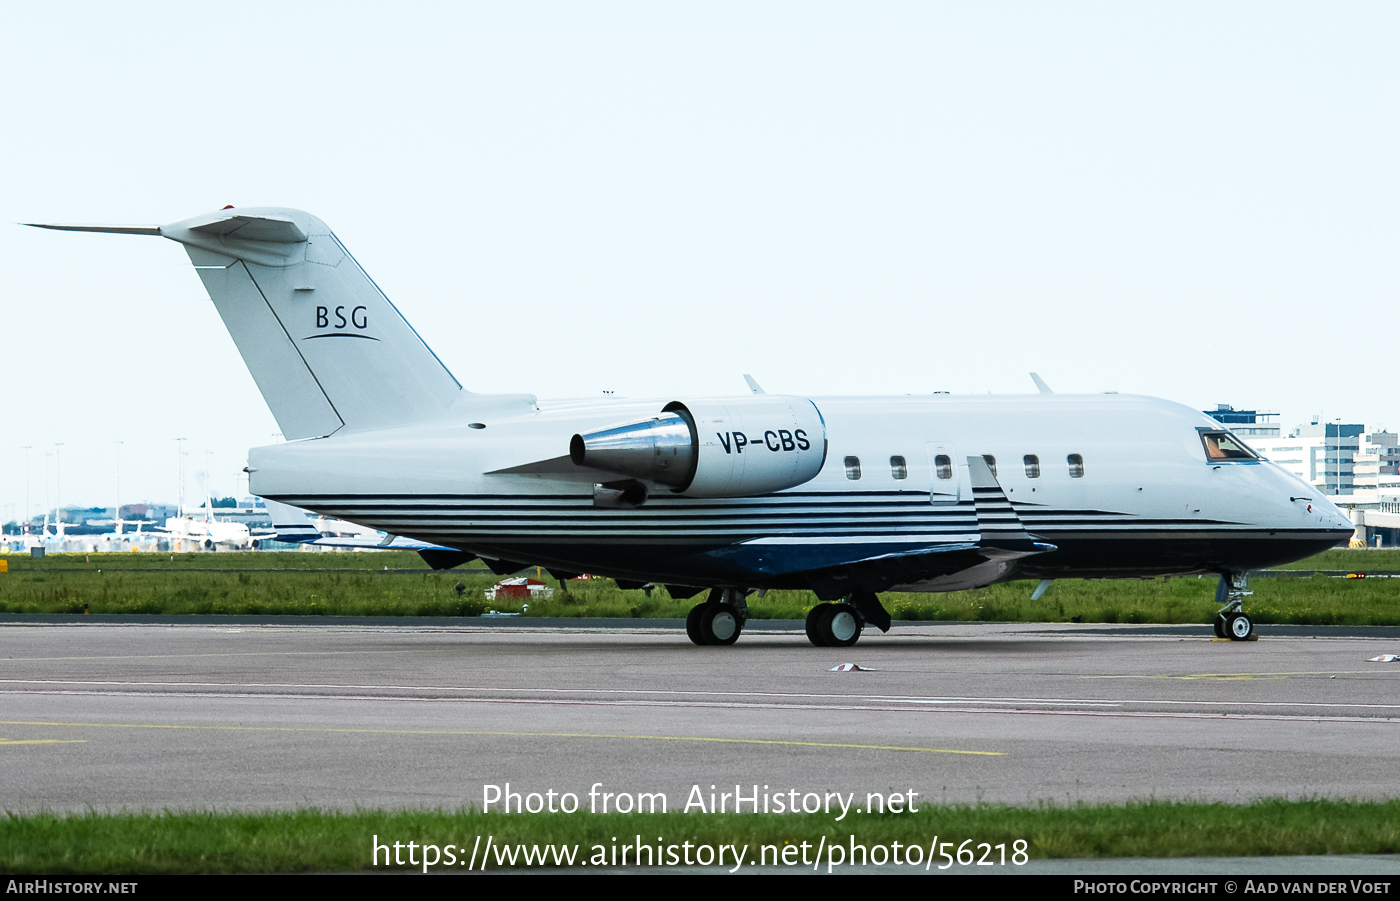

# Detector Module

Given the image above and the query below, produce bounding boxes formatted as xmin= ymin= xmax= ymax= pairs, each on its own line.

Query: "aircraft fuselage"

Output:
xmin=249 ymin=392 xmax=1353 ymax=594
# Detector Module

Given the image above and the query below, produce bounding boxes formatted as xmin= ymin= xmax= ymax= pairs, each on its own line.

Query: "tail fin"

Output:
xmin=168 ymin=208 xmax=464 ymax=438
xmin=32 ymin=208 xmax=464 ymax=438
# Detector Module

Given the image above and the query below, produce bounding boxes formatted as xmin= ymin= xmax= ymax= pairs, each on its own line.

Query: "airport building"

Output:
xmin=1245 ymin=420 xmax=1399 ymax=497
xmin=1205 ymin=406 xmax=1400 ymax=497
xmin=1207 ymin=406 xmax=1400 ymax=546
xmin=1203 ymin=404 xmax=1281 ymax=439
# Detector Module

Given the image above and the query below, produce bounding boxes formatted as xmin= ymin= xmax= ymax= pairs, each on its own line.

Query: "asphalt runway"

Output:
xmin=3 ymin=617 xmax=1400 ymax=814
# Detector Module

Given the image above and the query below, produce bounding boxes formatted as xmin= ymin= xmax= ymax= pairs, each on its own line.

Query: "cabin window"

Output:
xmin=1024 ymin=455 xmax=1040 ymax=478
xmin=890 ymin=456 xmax=907 ymax=480
xmin=983 ymin=454 xmax=997 ymax=476
xmin=934 ymin=454 xmax=952 ymax=480
xmin=844 ymin=456 xmax=862 ymax=480
xmin=1068 ymin=454 xmax=1085 ymax=478
xmin=1199 ymin=430 xmax=1258 ymax=462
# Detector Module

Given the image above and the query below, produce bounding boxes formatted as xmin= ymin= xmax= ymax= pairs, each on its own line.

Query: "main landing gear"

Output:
xmin=684 ymin=588 xmax=893 ymax=648
xmin=805 ymin=603 xmax=862 ymax=647
xmin=804 ymin=591 xmax=892 ymax=648
xmin=1213 ymin=572 xmax=1255 ymax=641
xmin=686 ymin=588 xmax=749 ymax=646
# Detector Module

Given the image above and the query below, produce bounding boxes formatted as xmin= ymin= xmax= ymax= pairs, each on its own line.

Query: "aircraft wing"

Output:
xmin=688 ymin=455 xmax=1054 ymax=598
xmin=259 ymin=498 xmax=457 ymax=552
xmin=296 ymin=534 xmax=459 ymax=552
xmin=261 ymin=499 xmax=321 ymax=543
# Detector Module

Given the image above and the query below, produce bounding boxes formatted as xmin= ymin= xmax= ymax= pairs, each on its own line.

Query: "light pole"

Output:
xmin=20 ymin=446 xmax=31 ymax=528
xmin=114 ymin=440 xmax=124 ymax=534
xmin=53 ymin=442 xmax=63 ymax=525
xmin=44 ymin=451 xmax=51 ymax=530
xmin=175 ymin=438 xmax=187 ymax=515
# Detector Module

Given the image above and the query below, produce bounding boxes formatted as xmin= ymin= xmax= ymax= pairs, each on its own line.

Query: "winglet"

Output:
xmin=966 ymin=455 xmax=1044 ymax=552
xmin=1030 ymin=372 xmax=1053 ymax=394
xmin=743 ymin=374 xmax=766 ymax=395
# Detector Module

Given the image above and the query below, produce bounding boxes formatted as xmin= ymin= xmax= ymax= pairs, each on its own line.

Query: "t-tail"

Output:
xmin=26 ymin=208 xmax=526 ymax=438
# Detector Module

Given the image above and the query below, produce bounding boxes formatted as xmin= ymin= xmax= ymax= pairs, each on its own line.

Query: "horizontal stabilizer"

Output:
xmin=24 ymin=223 xmax=161 ymax=236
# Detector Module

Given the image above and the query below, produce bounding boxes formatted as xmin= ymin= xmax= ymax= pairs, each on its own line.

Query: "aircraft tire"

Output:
xmin=805 ymin=605 xmax=831 ymax=647
xmin=701 ymin=604 xmax=742 ymax=646
xmin=1213 ymin=615 xmax=1227 ymax=639
xmin=686 ymin=603 xmax=708 ymax=645
xmin=1227 ymin=613 xmax=1253 ymax=641
xmin=823 ymin=604 xmax=863 ymax=648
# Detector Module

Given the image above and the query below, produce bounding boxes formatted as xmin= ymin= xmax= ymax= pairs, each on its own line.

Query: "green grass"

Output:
xmin=2 ymin=549 xmax=1399 ymax=625
xmin=1274 ymin=548 xmax=1400 ymax=570
xmin=4 ymin=799 xmax=1400 ymax=873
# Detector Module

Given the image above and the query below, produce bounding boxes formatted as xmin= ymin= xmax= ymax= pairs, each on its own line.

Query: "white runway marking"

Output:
xmin=4 ymin=681 xmax=1400 ymax=725
xmin=5 ymin=678 xmax=1400 ymax=713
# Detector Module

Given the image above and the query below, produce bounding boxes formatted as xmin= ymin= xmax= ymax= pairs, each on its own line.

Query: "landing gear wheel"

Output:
xmin=686 ymin=603 xmax=707 ymax=646
xmin=1213 ymin=615 xmax=1227 ymax=639
xmin=1227 ymin=612 xmax=1253 ymax=641
xmin=823 ymin=604 xmax=863 ymax=648
xmin=700 ymin=604 xmax=742 ymax=646
xmin=805 ymin=605 xmax=832 ymax=647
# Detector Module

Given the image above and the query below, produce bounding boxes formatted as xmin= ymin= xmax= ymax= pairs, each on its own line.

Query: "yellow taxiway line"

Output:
xmin=0 ymin=720 xmax=1000 ymax=756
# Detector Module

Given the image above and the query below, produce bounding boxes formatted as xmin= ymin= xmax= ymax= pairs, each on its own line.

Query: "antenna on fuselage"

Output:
xmin=1030 ymin=372 xmax=1054 ymax=395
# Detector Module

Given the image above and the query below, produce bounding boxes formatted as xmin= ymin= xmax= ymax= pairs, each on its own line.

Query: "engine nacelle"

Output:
xmin=570 ymin=395 xmax=827 ymax=498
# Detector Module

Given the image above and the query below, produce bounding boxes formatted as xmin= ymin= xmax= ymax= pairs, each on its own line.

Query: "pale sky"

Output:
xmin=2 ymin=2 xmax=1396 ymax=517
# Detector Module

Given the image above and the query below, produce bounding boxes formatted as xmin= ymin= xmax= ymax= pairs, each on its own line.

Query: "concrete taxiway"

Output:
xmin=2 ymin=617 xmax=1400 ymax=813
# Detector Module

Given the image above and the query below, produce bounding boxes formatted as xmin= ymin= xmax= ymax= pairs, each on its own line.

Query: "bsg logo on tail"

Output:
xmin=307 ymin=305 xmax=378 ymax=341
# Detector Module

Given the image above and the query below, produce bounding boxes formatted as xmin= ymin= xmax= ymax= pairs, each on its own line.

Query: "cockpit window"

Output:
xmin=1200 ymin=430 xmax=1258 ymax=462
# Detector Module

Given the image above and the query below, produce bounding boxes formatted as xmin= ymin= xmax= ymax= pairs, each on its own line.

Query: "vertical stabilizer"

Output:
xmin=162 ymin=208 xmax=463 ymax=438
xmin=27 ymin=209 xmax=540 ymax=438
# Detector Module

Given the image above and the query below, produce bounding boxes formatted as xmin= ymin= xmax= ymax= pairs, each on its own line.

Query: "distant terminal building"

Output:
xmin=1203 ymin=404 xmax=1281 ymax=439
xmin=1245 ymin=419 xmax=1389 ymax=496
xmin=1206 ymin=406 xmax=1400 ymax=548
xmin=1234 ymin=414 xmax=1400 ymax=546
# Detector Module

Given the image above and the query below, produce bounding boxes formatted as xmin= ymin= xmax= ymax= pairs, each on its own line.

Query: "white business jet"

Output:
xmin=28 ymin=208 xmax=1353 ymax=646
xmin=159 ymin=501 xmax=253 ymax=550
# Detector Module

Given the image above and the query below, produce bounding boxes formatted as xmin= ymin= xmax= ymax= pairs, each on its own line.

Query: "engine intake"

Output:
xmin=570 ymin=396 xmax=827 ymax=497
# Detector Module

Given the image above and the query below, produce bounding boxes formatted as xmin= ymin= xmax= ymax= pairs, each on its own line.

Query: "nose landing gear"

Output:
xmin=1213 ymin=573 xmax=1255 ymax=641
